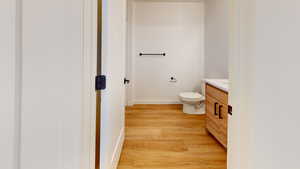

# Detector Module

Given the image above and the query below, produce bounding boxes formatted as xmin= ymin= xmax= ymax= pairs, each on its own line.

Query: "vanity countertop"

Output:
xmin=204 ymin=79 xmax=229 ymax=92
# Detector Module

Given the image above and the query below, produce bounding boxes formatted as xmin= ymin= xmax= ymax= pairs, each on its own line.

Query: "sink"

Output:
xmin=219 ymin=80 xmax=229 ymax=86
xmin=204 ymin=79 xmax=229 ymax=92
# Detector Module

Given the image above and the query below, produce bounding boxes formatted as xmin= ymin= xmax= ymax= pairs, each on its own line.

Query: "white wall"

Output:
xmin=204 ymin=0 xmax=229 ymax=78
xmin=251 ymin=0 xmax=300 ymax=168
xmin=228 ymin=0 xmax=300 ymax=169
xmin=129 ymin=0 xmax=205 ymax=104
xmin=101 ymin=0 xmax=126 ymax=169
xmin=0 ymin=0 xmax=20 ymax=169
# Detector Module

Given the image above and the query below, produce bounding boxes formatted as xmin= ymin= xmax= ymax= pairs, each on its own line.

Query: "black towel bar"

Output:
xmin=139 ymin=53 xmax=166 ymax=56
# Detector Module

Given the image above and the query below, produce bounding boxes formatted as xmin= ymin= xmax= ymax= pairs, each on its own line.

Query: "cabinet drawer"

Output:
xmin=206 ymin=84 xmax=228 ymax=104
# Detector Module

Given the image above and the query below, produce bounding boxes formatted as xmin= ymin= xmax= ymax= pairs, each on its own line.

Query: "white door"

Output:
xmin=20 ymin=0 xmax=84 ymax=168
xmin=1 ymin=0 xmax=126 ymax=169
xmin=100 ymin=0 xmax=127 ymax=169
xmin=0 ymin=1 xmax=20 ymax=169
xmin=1 ymin=0 xmax=86 ymax=169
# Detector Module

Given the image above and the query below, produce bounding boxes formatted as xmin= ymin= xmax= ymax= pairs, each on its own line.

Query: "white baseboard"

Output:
xmin=110 ymin=127 xmax=125 ymax=169
xmin=126 ymin=100 xmax=134 ymax=106
xmin=133 ymin=100 xmax=181 ymax=104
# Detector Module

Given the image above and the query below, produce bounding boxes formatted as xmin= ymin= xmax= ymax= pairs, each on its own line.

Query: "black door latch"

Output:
xmin=95 ymin=75 xmax=106 ymax=91
xmin=124 ymin=78 xmax=130 ymax=84
xmin=228 ymin=105 xmax=233 ymax=116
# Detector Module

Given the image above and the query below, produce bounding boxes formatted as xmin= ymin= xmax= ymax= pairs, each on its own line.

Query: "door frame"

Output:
xmin=125 ymin=0 xmax=134 ymax=106
xmin=95 ymin=0 xmax=102 ymax=168
xmin=228 ymin=0 xmax=252 ymax=168
xmin=81 ymin=0 xmax=246 ymax=168
xmin=81 ymin=0 xmax=98 ymax=168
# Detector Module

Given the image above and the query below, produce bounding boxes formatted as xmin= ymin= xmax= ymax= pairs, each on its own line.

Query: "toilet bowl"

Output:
xmin=179 ymin=92 xmax=205 ymax=114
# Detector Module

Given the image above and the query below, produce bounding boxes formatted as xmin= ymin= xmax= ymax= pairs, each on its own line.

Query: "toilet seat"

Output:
xmin=179 ymin=92 xmax=204 ymax=102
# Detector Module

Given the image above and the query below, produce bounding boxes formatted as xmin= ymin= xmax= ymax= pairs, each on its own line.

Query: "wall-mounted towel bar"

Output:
xmin=139 ymin=53 xmax=166 ymax=56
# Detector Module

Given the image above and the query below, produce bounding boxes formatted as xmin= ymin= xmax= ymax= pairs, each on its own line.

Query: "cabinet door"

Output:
xmin=206 ymin=95 xmax=220 ymax=125
xmin=218 ymin=102 xmax=228 ymax=147
xmin=218 ymin=104 xmax=228 ymax=147
xmin=206 ymin=95 xmax=228 ymax=148
xmin=218 ymin=102 xmax=228 ymax=129
xmin=206 ymin=95 xmax=221 ymax=141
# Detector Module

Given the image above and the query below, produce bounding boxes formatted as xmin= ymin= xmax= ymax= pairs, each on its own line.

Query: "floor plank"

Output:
xmin=118 ymin=104 xmax=227 ymax=169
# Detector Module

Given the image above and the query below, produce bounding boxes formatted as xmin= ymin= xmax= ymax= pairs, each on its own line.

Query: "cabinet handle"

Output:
xmin=219 ymin=105 xmax=223 ymax=119
xmin=214 ymin=102 xmax=218 ymax=116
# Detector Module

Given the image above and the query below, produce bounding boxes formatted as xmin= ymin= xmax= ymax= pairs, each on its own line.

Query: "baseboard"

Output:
xmin=127 ymin=100 xmax=134 ymax=106
xmin=110 ymin=127 xmax=125 ymax=169
xmin=133 ymin=100 xmax=181 ymax=104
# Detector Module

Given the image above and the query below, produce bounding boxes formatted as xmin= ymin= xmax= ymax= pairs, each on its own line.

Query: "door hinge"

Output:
xmin=228 ymin=105 xmax=233 ymax=116
xmin=95 ymin=75 xmax=106 ymax=91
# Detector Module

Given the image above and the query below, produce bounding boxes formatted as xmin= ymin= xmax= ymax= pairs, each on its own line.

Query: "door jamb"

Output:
xmin=228 ymin=0 xmax=246 ymax=168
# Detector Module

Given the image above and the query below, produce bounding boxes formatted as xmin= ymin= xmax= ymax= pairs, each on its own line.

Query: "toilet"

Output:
xmin=179 ymin=92 xmax=205 ymax=114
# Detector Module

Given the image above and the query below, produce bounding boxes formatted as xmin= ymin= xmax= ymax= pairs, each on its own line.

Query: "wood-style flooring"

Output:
xmin=117 ymin=104 xmax=227 ymax=169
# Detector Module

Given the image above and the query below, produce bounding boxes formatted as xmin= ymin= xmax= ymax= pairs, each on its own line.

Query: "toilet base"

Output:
xmin=182 ymin=103 xmax=205 ymax=115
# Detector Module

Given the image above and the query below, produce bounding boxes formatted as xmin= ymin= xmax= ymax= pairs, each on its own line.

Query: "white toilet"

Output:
xmin=179 ymin=92 xmax=205 ymax=114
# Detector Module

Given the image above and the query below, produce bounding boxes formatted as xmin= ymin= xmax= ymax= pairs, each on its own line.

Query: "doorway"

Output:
xmin=98 ymin=0 xmax=246 ymax=168
xmin=120 ymin=0 xmax=229 ymax=169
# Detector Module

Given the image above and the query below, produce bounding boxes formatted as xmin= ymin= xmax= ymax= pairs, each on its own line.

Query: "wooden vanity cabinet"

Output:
xmin=205 ymin=84 xmax=228 ymax=148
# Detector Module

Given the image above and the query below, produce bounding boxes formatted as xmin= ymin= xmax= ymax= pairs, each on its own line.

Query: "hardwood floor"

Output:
xmin=118 ymin=104 xmax=227 ymax=169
